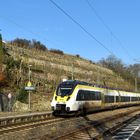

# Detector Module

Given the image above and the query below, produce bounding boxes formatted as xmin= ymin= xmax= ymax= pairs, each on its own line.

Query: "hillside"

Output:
xmin=4 ymin=42 xmax=134 ymax=93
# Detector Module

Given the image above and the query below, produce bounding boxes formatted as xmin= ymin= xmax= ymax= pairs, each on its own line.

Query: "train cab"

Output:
xmin=51 ymin=80 xmax=77 ymax=114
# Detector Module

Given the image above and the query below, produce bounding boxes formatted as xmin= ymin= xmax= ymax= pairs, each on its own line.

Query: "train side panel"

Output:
xmin=51 ymin=80 xmax=140 ymax=115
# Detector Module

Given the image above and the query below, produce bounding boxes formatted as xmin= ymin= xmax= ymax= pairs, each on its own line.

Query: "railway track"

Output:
xmin=0 ymin=106 xmax=140 ymax=140
xmin=52 ymin=106 xmax=140 ymax=140
xmin=112 ymin=117 xmax=140 ymax=139
xmin=0 ymin=117 xmax=65 ymax=135
xmin=0 ymin=111 xmax=64 ymax=136
xmin=0 ymin=112 xmax=53 ymax=128
xmin=0 ymin=112 xmax=87 ymax=139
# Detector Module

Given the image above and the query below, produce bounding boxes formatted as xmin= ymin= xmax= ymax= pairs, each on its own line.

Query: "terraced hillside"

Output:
xmin=5 ymin=42 xmax=134 ymax=94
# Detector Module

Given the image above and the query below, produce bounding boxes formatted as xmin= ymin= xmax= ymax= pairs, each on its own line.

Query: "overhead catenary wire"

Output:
xmin=49 ymin=0 xmax=114 ymax=55
xmin=85 ymin=0 xmax=134 ymax=60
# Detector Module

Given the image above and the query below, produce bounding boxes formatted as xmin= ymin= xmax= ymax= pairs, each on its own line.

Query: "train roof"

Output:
xmin=61 ymin=80 xmax=94 ymax=87
xmin=61 ymin=80 xmax=140 ymax=94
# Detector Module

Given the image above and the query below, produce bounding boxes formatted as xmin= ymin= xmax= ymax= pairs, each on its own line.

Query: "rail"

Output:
xmin=53 ymin=106 xmax=140 ymax=140
xmin=1 ymin=106 xmax=140 ymax=139
xmin=0 ymin=111 xmax=53 ymax=128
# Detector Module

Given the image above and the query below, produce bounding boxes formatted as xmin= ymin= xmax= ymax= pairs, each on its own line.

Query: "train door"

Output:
xmin=118 ymin=90 xmax=121 ymax=106
xmin=75 ymin=89 xmax=85 ymax=111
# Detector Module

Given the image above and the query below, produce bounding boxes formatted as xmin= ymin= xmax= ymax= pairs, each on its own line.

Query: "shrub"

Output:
xmin=16 ymin=87 xmax=28 ymax=103
xmin=76 ymin=54 xmax=80 ymax=58
xmin=49 ymin=49 xmax=64 ymax=55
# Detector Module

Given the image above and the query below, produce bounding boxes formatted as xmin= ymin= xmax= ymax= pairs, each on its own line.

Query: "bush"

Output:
xmin=49 ymin=49 xmax=64 ymax=55
xmin=9 ymin=38 xmax=48 ymax=51
xmin=6 ymin=57 xmax=21 ymax=69
xmin=76 ymin=54 xmax=80 ymax=58
xmin=16 ymin=87 xmax=28 ymax=103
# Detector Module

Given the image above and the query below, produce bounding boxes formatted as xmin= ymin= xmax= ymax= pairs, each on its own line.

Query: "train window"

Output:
xmin=76 ymin=90 xmax=101 ymax=101
xmin=91 ymin=91 xmax=101 ymax=100
xmin=57 ymin=87 xmax=72 ymax=96
xmin=56 ymin=81 xmax=76 ymax=96
xmin=121 ymin=96 xmax=125 ymax=102
xmin=125 ymin=96 xmax=130 ymax=102
xmin=76 ymin=90 xmax=85 ymax=101
xmin=121 ymin=96 xmax=130 ymax=102
xmin=131 ymin=97 xmax=138 ymax=101
xmin=105 ymin=95 xmax=114 ymax=103
xmin=116 ymin=96 xmax=119 ymax=102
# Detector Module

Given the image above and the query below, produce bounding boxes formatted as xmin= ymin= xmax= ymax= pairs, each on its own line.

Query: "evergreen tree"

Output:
xmin=0 ymin=33 xmax=4 ymax=71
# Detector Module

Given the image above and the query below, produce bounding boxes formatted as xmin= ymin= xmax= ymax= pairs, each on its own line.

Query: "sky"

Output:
xmin=0 ymin=0 xmax=140 ymax=65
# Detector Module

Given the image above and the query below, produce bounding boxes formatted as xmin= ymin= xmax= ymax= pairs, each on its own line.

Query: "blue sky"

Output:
xmin=0 ymin=0 xmax=140 ymax=65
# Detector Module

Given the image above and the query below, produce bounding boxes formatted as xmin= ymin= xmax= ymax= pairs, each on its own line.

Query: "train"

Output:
xmin=51 ymin=80 xmax=140 ymax=115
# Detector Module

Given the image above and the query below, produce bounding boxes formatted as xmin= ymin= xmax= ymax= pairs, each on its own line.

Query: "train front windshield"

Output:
xmin=57 ymin=88 xmax=72 ymax=96
xmin=56 ymin=81 xmax=76 ymax=96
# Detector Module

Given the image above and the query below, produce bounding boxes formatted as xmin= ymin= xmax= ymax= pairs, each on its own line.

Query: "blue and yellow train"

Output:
xmin=51 ymin=80 xmax=140 ymax=115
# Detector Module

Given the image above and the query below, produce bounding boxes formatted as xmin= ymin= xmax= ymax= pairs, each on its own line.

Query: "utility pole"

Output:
xmin=97 ymin=68 xmax=100 ymax=85
xmin=135 ymin=77 xmax=137 ymax=92
xmin=28 ymin=64 xmax=32 ymax=111
xmin=71 ymin=63 xmax=74 ymax=80
xmin=19 ymin=59 xmax=23 ymax=85
xmin=25 ymin=64 xmax=35 ymax=112
xmin=115 ymin=75 xmax=118 ymax=89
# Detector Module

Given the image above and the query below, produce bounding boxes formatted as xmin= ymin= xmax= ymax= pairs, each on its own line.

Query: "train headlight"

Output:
xmin=67 ymin=96 xmax=70 ymax=101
